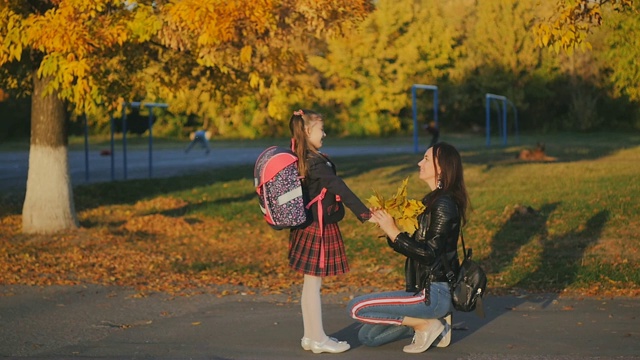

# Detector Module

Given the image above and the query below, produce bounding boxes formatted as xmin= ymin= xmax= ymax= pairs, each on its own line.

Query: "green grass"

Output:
xmin=2 ymin=132 xmax=639 ymax=296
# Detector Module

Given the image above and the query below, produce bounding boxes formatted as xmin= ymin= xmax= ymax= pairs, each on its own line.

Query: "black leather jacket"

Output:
xmin=387 ymin=192 xmax=461 ymax=294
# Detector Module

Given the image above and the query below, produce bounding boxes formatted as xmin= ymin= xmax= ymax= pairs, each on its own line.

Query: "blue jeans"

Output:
xmin=347 ymin=282 xmax=452 ymax=347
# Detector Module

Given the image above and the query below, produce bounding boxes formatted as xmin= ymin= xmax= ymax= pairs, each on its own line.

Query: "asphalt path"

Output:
xmin=0 ymin=143 xmax=415 ymax=194
xmin=1 ymin=285 xmax=638 ymax=359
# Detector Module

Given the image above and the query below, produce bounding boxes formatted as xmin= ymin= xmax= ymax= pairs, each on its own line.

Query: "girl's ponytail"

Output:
xmin=289 ymin=109 xmax=323 ymax=180
xmin=290 ymin=110 xmax=309 ymax=179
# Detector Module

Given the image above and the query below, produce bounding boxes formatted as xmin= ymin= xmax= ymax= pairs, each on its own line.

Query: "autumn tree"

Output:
xmin=527 ymin=0 xmax=639 ymax=130
xmin=535 ymin=0 xmax=636 ymax=52
xmin=447 ymin=0 xmax=548 ymax=125
xmin=601 ymin=2 xmax=640 ymax=104
xmin=310 ymin=0 xmax=459 ymax=136
xmin=0 ymin=0 xmax=137 ymax=234
xmin=0 ymin=0 xmax=372 ymax=234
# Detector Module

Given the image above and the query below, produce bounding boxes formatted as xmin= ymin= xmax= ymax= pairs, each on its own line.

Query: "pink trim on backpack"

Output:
xmin=257 ymin=153 xmax=297 ymax=189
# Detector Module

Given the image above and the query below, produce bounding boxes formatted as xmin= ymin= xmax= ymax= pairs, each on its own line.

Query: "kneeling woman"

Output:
xmin=347 ymin=142 xmax=469 ymax=353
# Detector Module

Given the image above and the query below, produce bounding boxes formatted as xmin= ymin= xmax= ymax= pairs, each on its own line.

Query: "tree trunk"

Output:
xmin=22 ymin=72 xmax=78 ymax=234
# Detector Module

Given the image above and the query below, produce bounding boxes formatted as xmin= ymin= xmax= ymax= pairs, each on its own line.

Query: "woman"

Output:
xmin=347 ymin=142 xmax=469 ymax=353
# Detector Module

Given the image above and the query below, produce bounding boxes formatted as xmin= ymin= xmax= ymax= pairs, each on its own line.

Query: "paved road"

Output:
xmin=0 ymin=144 xmax=415 ymax=193
xmin=1 ymin=285 xmax=638 ymax=359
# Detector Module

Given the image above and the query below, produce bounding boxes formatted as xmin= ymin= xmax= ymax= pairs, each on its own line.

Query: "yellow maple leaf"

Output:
xmin=366 ymin=191 xmax=383 ymax=208
xmin=394 ymin=177 xmax=409 ymax=201
xmin=367 ymin=177 xmax=425 ymax=233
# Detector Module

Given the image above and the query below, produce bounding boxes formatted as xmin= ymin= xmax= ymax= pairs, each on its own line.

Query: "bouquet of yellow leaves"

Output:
xmin=366 ymin=177 xmax=426 ymax=233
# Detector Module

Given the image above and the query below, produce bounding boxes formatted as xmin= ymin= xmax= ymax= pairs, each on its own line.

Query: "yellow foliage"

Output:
xmin=366 ymin=177 xmax=425 ymax=233
xmin=1 ymin=0 xmax=372 ymax=120
xmin=536 ymin=0 xmax=636 ymax=52
xmin=0 ymin=8 xmax=27 ymax=63
xmin=240 ymin=45 xmax=253 ymax=65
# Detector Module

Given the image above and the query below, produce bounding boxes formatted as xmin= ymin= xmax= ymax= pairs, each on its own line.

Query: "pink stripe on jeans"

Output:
xmin=350 ymin=290 xmax=426 ymax=326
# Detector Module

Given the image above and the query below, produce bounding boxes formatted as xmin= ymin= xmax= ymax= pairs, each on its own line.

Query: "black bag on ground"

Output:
xmin=443 ymin=231 xmax=487 ymax=317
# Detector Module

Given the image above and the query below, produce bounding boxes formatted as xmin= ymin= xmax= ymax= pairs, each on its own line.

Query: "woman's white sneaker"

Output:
xmin=403 ymin=320 xmax=444 ymax=353
xmin=435 ymin=313 xmax=452 ymax=348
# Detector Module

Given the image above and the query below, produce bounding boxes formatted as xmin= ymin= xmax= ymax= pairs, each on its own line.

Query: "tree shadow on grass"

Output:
xmin=487 ymin=203 xmax=559 ymax=275
xmin=515 ymin=210 xmax=610 ymax=292
xmin=157 ymin=192 xmax=257 ymax=218
xmin=72 ymin=163 xmax=255 ymax=210
xmin=334 ymin=154 xmax=416 ymax=180
xmin=450 ymin=209 xmax=610 ymax=345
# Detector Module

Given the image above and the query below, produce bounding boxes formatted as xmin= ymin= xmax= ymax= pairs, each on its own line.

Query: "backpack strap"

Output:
xmin=440 ymin=229 xmax=466 ymax=285
xmin=460 ymin=229 xmax=469 ymax=259
xmin=306 ymin=187 xmax=327 ymax=268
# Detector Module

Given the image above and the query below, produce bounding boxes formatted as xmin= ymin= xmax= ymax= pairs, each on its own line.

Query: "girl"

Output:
xmin=288 ymin=109 xmax=372 ymax=354
xmin=348 ymin=142 xmax=470 ymax=353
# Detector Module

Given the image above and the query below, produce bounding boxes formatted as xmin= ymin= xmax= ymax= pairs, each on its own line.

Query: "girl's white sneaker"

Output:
xmin=310 ymin=337 xmax=350 ymax=354
xmin=301 ymin=336 xmax=347 ymax=352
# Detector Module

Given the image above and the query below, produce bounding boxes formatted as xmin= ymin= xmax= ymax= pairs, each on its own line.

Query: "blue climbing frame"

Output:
xmin=485 ymin=93 xmax=518 ymax=147
xmin=411 ymin=84 xmax=439 ymax=154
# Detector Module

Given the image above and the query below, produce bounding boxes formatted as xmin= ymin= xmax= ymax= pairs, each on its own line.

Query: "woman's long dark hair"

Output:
xmin=424 ymin=142 xmax=470 ymax=225
xmin=289 ymin=109 xmax=323 ymax=180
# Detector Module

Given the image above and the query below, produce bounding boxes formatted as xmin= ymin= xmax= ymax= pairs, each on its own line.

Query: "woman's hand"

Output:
xmin=370 ymin=209 xmax=401 ymax=241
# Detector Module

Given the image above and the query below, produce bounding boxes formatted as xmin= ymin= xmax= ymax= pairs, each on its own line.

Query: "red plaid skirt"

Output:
xmin=289 ymin=221 xmax=349 ymax=277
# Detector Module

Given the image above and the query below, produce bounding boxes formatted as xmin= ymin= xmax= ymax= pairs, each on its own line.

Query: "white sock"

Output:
xmin=301 ymin=274 xmax=327 ymax=343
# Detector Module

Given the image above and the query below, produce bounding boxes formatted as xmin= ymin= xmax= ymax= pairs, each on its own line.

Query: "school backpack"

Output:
xmin=254 ymin=145 xmax=326 ymax=230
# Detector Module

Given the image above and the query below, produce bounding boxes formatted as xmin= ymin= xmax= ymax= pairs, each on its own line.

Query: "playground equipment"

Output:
xmin=82 ymin=101 xmax=168 ymax=181
xmin=411 ymin=84 xmax=438 ymax=154
xmin=485 ymin=93 xmax=518 ymax=147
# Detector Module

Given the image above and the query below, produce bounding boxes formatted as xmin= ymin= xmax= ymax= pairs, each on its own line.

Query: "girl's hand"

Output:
xmin=366 ymin=208 xmax=377 ymax=223
xmin=370 ymin=208 xmax=392 ymax=224
xmin=370 ymin=209 xmax=401 ymax=240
